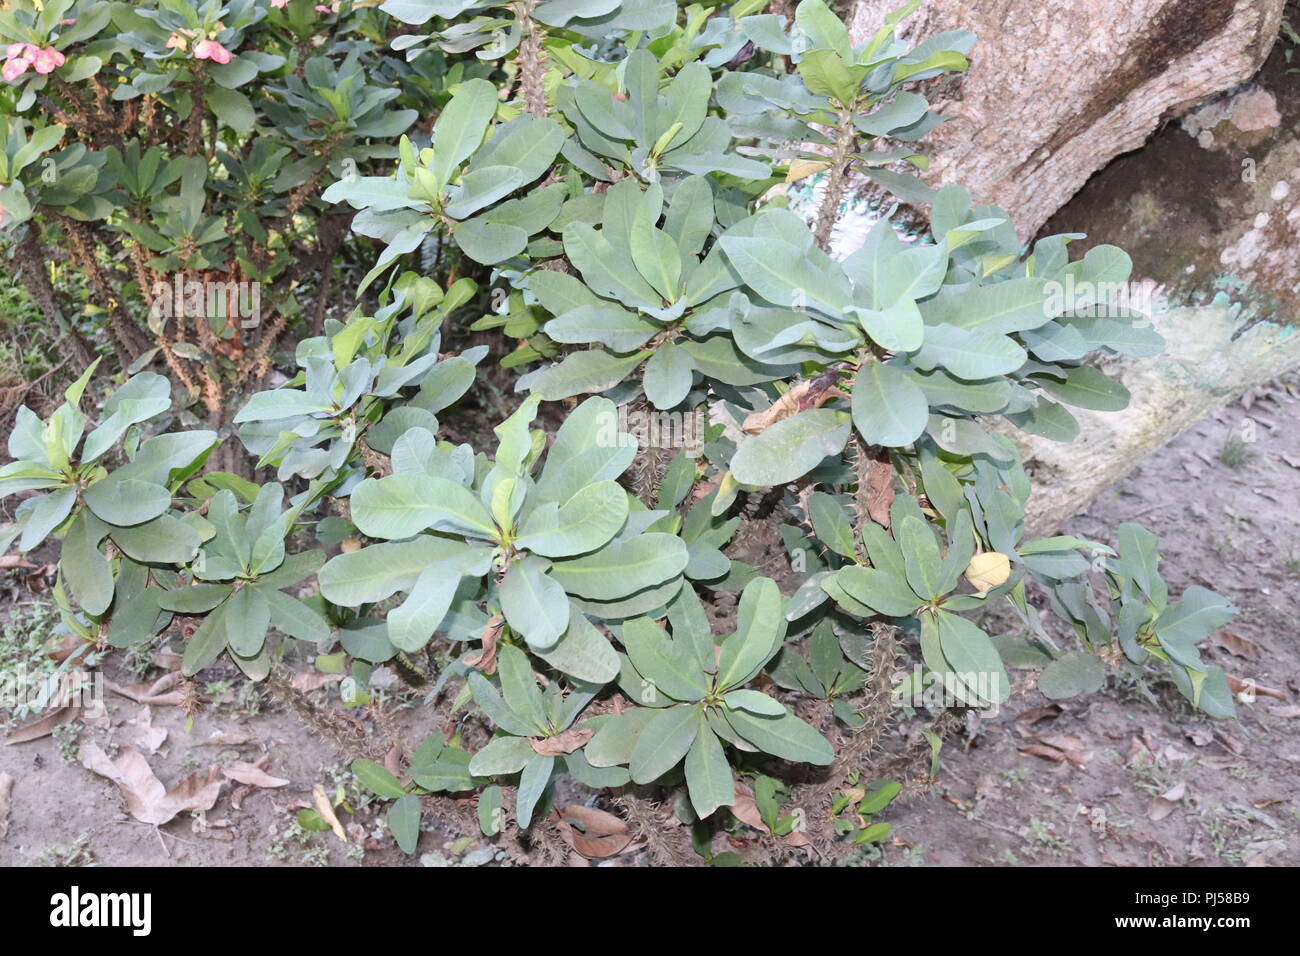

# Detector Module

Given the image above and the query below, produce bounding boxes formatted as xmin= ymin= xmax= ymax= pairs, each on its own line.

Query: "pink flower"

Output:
xmin=271 ymin=0 xmax=288 ymax=7
xmin=31 ymin=48 xmax=66 ymax=74
xmin=166 ymin=32 xmax=188 ymax=51
xmin=2 ymin=56 xmax=31 ymax=82
xmin=62 ymin=18 xmax=77 ymax=26
xmin=5 ymin=43 xmax=33 ymax=59
xmin=315 ymin=4 xmax=332 ymax=11
xmin=193 ymin=39 xmax=232 ymax=65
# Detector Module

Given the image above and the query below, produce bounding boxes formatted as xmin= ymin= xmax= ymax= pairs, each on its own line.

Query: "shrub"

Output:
xmin=0 ymin=0 xmax=1238 ymax=861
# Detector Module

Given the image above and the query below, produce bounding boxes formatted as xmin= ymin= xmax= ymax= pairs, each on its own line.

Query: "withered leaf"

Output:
xmin=530 ymin=728 xmax=594 ymax=756
xmin=555 ymin=805 xmax=632 ymax=858
xmin=80 ymin=743 xmax=222 ymax=825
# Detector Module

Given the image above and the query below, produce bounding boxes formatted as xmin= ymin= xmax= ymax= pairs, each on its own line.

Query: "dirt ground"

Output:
xmin=1 ymin=377 xmax=1295 ymax=867
xmin=879 ymin=382 xmax=1300 ymax=867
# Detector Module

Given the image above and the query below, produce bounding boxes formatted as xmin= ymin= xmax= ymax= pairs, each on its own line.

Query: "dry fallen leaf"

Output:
xmin=857 ymin=455 xmax=895 ymax=528
xmin=785 ymin=159 xmax=830 ymax=183
xmin=0 ymin=555 xmax=36 ymax=570
xmin=1226 ymin=675 xmax=1287 ymax=701
xmin=1018 ymin=732 xmax=1089 ymax=768
xmin=554 ymin=805 xmax=633 ymax=858
xmin=1016 ymin=704 xmax=1063 ymax=726
xmin=965 ymin=551 xmax=1011 ymax=593
xmin=223 ymin=761 xmax=289 ymax=789
xmin=1269 ymin=704 xmax=1300 ymax=719
xmin=312 ymin=785 xmax=347 ymax=842
xmin=106 ymin=671 xmax=185 ymax=707
xmin=530 ymin=728 xmax=594 ymax=756
xmin=123 ymin=706 xmax=167 ymax=756
xmin=742 ymin=377 xmax=843 ymax=434
xmin=727 ymin=782 xmax=770 ymax=834
xmin=0 ymin=772 xmax=12 ymax=839
xmin=1147 ymin=781 xmax=1187 ymax=821
xmin=289 ymin=671 xmax=344 ymax=693
xmin=464 ymin=616 xmax=505 ymax=675
xmin=80 ymin=743 xmax=223 ymax=825
xmin=3 ymin=704 xmax=79 ymax=744
xmin=1211 ymin=630 xmax=1262 ymax=661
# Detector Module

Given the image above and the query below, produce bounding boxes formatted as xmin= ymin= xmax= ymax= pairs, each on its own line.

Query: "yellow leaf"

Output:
xmin=965 ymin=551 xmax=1011 ymax=593
xmin=785 ymin=160 xmax=830 ymax=183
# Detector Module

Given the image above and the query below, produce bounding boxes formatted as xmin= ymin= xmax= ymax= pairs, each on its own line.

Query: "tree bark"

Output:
xmin=848 ymin=0 xmax=1285 ymax=239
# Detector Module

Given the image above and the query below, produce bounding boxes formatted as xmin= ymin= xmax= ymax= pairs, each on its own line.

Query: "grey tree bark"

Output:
xmin=848 ymin=0 xmax=1285 ymax=239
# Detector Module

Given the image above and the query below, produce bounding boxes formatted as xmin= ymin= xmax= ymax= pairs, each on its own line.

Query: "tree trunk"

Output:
xmin=847 ymin=0 xmax=1285 ymax=239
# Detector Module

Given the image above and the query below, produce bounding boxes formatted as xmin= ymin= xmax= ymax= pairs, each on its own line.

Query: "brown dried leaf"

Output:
xmin=464 ymin=616 xmax=505 ymax=675
xmin=106 ymin=671 xmax=184 ymax=707
xmin=1211 ymin=630 xmax=1262 ymax=661
xmin=0 ymin=555 xmax=36 ymax=570
xmin=123 ymin=706 xmax=168 ymax=755
xmin=1147 ymin=781 xmax=1186 ymax=821
xmin=79 ymin=743 xmax=222 ymax=825
xmin=222 ymin=761 xmax=289 ymax=789
xmin=312 ymin=784 xmax=347 ymax=842
xmin=530 ymin=728 xmax=594 ymax=756
xmin=3 ymin=704 xmax=79 ymax=744
xmin=727 ymin=782 xmax=770 ymax=833
xmin=1016 ymin=704 xmax=1063 ymax=726
xmin=555 ymin=805 xmax=633 ymax=858
xmin=858 ymin=455 xmax=895 ymax=528
xmin=0 ymin=772 xmax=12 ymax=839
xmin=289 ymin=671 xmax=343 ymax=692
xmin=1226 ymin=674 xmax=1287 ymax=700
xmin=1269 ymin=704 xmax=1300 ymax=719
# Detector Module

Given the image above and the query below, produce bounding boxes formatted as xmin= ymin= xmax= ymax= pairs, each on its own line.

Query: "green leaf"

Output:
xmin=318 ymin=537 xmax=478 ymax=606
xmin=544 ymin=304 xmax=660 ymax=351
xmin=18 ymin=486 xmax=76 ymax=551
xmin=534 ymin=608 xmax=621 ymax=683
xmin=498 ymin=557 xmax=570 ymax=651
xmin=912 ymin=324 xmax=1027 ymax=379
xmin=264 ymin=590 xmax=331 ymax=643
xmin=835 ymin=566 xmax=922 ymax=617
xmin=468 ymin=671 xmax=538 ymax=737
xmin=729 ymin=410 xmax=851 ymax=486
xmin=516 ymin=480 xmax=629 ymax=558
xmin=935 ymin=610 xmax=1009 ymax=705
xmin=515 ymin=753 xmax=554 ymax=829
xmin=1155 ymin=586 xmax=1235 ymax=644
xmin=468 ymin=735 xmax=536 ymax=776
xmin=83 ymin=478 xmax=171 ymax=527
xmin=478 ymin=785 xmax=503 ymax=835
xmin=684 ymin=719 xmax=735 ymax=818
xmin=622 ymin=616 xmax=709 ymax=703
xmin=851 ymin=362 xmax=928 ymax=448
xmin=643 ymin=342 xmax=695 ymax=410
xmin=549 ymin=534 xmax=689 ymax=600
xmin=431 ymin=78 xmax=498 ymax=188
xmin=630 ymin=704 xmax=701 ymax=783
xmin=225 ymin=586 xmax=271 ymax=658
xmin=522 ymin=348 xmax=651 ymax=401
xmin=897 ymin=515 xmax=944 ymax=600
xmin=351 ymin=474 xmax=497 ymax=541
xmin=1037 ymin=365 xmax=1130 ymax=411
xmin=387 ymin=793 xmax=422 ymax=854
xmin=181 ymin=599 xmax=231 ymax=676
xmin=497 ymin=644 xmax=548 ymax=732
xmin=722 ymin=689 xmax=786 ymax=716
xmin=353 ymin=758 xmax=408 ymax=799
xmin=1037 ymin=649 xmax=1106 ymax=700
xmin=61 ymin=513 xmax=113 ymax=615
xmin=715 ymin=577 xmax=784 ymax=690
xmin=723 ymin=708 xmax=833 ymax=765
xmin=206 ymin=87 xmax=255 ymax=134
